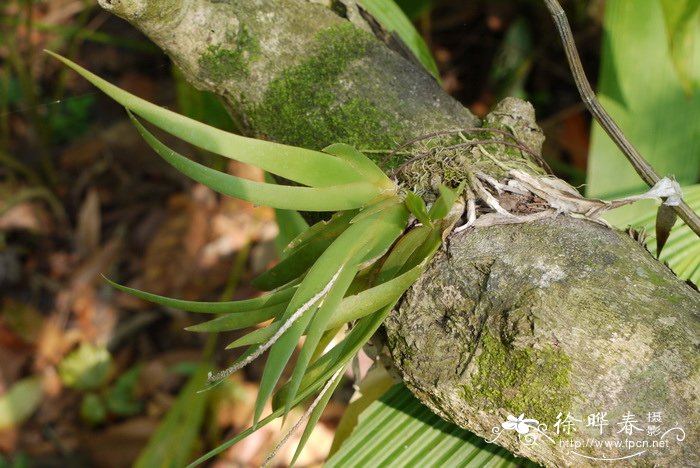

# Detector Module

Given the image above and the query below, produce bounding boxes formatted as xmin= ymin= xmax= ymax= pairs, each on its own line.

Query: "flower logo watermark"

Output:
xmin=487 ymin=410 xmax=687 ymax=462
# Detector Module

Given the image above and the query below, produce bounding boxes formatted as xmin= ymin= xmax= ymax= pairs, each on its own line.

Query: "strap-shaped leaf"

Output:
xmin=322 ymin=143 xmax=393 ymax=188
xmin=284 ymin=210 xmax=356 ymax=255
xmin=272 ymin=304 xmax=394 ymax=411
xmin=429 ymin=182 xmax=464 ymax=220
xmin=252 ymin=237 xmax=333 ymax=291
xmin=104 ymin=276 xmax=295 ymax=314
xmin=129 ymin=113 xmax=385 ymax=212
xmin=46 ymin=51 xmax=367 ymax=188
xmin=350 ymin=197 xmax=402 ymax=225
xmin=184 ymin=302 xmax=287 ymax=332
xmin=405 ymin=191 xmax=432 ymax=227
xmin=290 ymin=368 xmax=345 ymax=466
xmin=282 ymin=203 xmax=408 ymax=416
xmin=224 ymin=260 xmax=428 ymax=350
xmin=254 ymin=217 xmax=380 ymax=423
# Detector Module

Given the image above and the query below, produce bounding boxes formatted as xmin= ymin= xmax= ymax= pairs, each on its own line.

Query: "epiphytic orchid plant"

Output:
xmin=47 ymin=51 xmax=464 ymax=465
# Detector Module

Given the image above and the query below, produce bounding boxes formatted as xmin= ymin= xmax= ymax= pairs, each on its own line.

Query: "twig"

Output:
xmin=543 ymin=0 xmax=700 ymax=238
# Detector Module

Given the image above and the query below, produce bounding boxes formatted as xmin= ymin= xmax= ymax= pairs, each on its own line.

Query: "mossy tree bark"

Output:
xmin=98 ymin=1 xmax=698 ymax=466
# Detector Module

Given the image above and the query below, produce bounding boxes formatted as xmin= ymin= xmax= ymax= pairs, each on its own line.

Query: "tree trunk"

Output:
xmin=97 ymin=1 xmax=699 ymax=466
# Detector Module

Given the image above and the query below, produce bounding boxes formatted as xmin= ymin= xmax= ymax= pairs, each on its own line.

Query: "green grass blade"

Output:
xmin=184 ymin=302 xmax=287 ymax=332
xmin=252 ymin=237 xmax=333 ymax=291
xmin=129 ymin=113 xmax=384 ymax=212
xmin=104 ymin=276 xmax=296 ymax=314
xmin=46 ymin=51 xmax=367 ymax=188
xmin=357 ymin=0 xmax=441 ymax=81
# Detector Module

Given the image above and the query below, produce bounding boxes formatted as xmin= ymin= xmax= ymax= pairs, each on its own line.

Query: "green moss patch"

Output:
xmin=462 ymin=333 xmax=574 ymax=425
xmin=252 ymin=23 xmax=401 ymax=150
xmin=198 ymin=24 xmax=259 ymax=81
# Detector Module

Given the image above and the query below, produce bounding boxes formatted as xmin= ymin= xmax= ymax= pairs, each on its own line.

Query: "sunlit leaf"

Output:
xmin=357 ymin=0 xmax=440 ymax=81
xmin=0 ymin=377 xmax=42 ymax=429
xmin=185 ymin=302 xmax=287 ymax=332
xmin=326 ymin=383 xmax=537 ymax=467
xmin=252 ymin=237 xmax=332 ymax=291
xmin=323 ymin=143 xmax=394 ymax=188
xmin=46 ymin=51 xmax=368 ymax=188
xmin=129 ymin=113 xmax=386 ymax=212
xmin=104 ymin=276 xmax=296 ymax=313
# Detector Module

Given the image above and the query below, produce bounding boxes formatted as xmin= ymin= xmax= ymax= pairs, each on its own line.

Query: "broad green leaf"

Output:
xmin=47 ymin=51 xmax=367 ymax=188
xmin=136 ymin=360 xmax=211 ymax=468
xmin=357 ymin=0 xmax=440 ymax=81
xmin=252 ymin=237 xmax=333 ymax=291
xmin=659 ymin=0 xmax=700 ymax=95
xmin=104 ymin=276 xmax=296 ymax=314
xmin=587 ymin=0 xmax=700 ymax=199
xmin=429 ymin=182 xmax=464 ymax=220
xmin=185 ymin=302 xmax=287 ymax=332
xmin=323 ymin=143 xmax=394 ymax=188
xmin=129 ymin=113 xmax=386 ymax=212
xmin=405 ymin=191 xmax=432 ymax=227
xmin=326 ymin=383 xmax=537 ymax=468
xmin=350 ymin=197 xmax=402 ymax=224
xmin=0 ymin=377 xmax=42 ymax=429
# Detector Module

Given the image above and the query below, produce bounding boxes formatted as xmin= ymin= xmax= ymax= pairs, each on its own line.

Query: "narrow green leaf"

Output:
xmin=46 ymin=51 xmax=367 ymax=188
xmin=254 ymin=218 xmax=379 ymax=422
xmin=357 ymin=0 xmax=441 ymax=81
xmin=283 ymin=265 xmax=358 ymax=417
xmin=282 ymin=203 xmax=408 ymax=416
xmin=104 ymin=276 xmax=296 ymax=314
xmin=252 ymin=237 xmax=333 ymax=291
xmin=225 ymin=260 xmax=425 ymax=350
xmin=129 ymin=113 xmax=385 ymax=212
xmin=405 ymin=191 xmax=432 ymax=227
xmin=184 ymin=302 xmax=287 ymax=332
xmin=429 ymin=182 xmax=464 ymax=220
xmin=350 ymin=197 xmax=402 ymax=224
xmin=326 ymin=383 xmax=537 ymax=468
xmin=284 ymin=210 xmax=356 ymax=254
xmin=375 ymin=225 xmax=431 ymax=283
xmin=322 ymin=143 xmax=394 ymax=188
xmin=272 ymin=304 xmax=394 ymax=411
xmin=264 ymin=173 xmax=310 ymax=259
xmin=290 ymin=370 xmax=345 ymax=466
